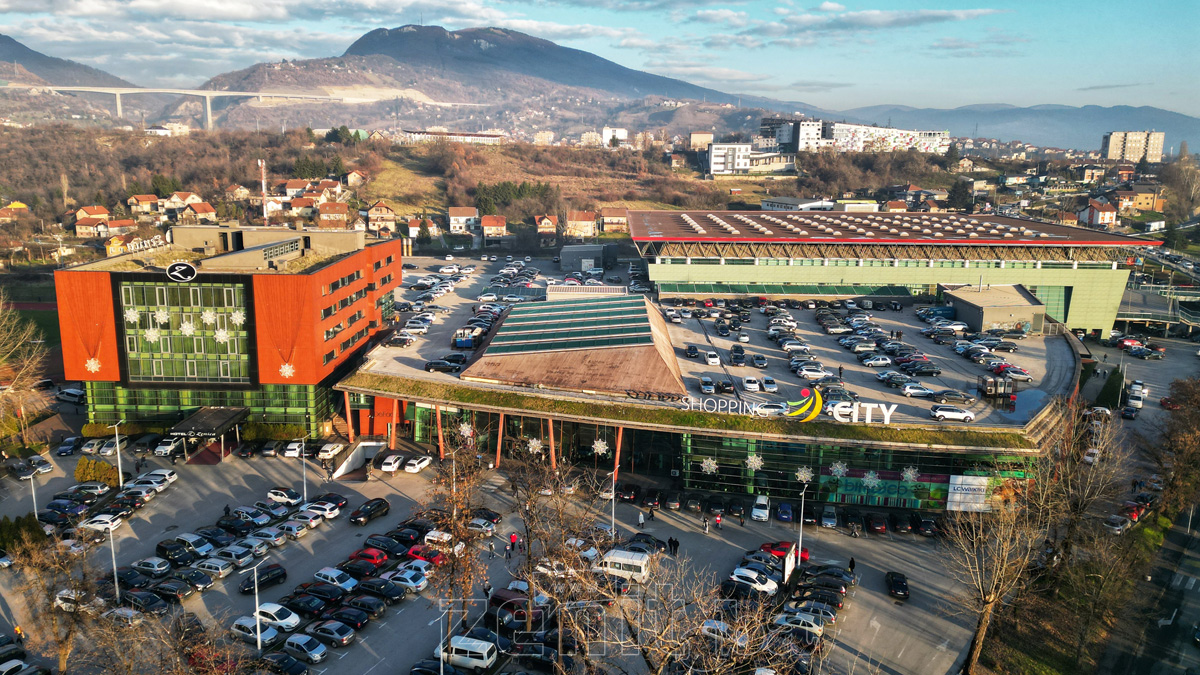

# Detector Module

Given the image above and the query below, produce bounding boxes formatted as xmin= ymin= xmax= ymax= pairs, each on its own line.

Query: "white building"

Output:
xmin=821 ymin=122 xmax=950 ymax=154
xmin=760 ymin=197 xmax=836 ymax=211
xmin=707 ymin=143 xmax=752 ymax=175
xmin=601 ymin=127 xmax=628 ymax=146
xmin=776 ymin=121 xmax=830 ymax=152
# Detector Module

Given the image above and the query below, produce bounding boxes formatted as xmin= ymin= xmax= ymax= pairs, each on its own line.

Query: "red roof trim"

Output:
xmin=630 ymin=236 xmax=1159 ymax=247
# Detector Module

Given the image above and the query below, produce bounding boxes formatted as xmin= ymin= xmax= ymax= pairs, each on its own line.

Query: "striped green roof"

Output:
xmin=483 ymin=296 xmax=653 ymax=355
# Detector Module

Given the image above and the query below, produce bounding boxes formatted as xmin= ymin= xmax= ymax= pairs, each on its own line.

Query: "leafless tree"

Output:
xmin=1156 ymin=377 xmax=1200 ymax=516
xmin=0 ymin=292 xmax=47 ymax=448
xmin=1060 ymin=525 xmax=1143 ymax=666
xmin=9 ymin=532 xmax=99 ymax=673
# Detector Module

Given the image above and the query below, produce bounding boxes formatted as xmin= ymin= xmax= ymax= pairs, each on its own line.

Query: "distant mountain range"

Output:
xmin=0 ymin=28 xmax=1196 ymax=151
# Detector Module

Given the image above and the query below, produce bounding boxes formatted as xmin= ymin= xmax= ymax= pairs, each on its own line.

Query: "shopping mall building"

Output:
xmin=56 ymin=224 xmax=404 ymax=437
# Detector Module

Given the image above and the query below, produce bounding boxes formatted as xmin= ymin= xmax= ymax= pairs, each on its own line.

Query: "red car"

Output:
xmin=1161 ymin=397 xmax=1181 ymax=410
xmin=895 ymin=354 xmax=929 ymax=365
xmin=349 ymin=548 xmax=388 ymax=566
xmin=1121 ymin=502 xmax=1147 ymax=522
xmin=758 ymin=541 xmax=810 ymax=562
xmin=407 ymin=544 xmax=447 ymax=565
xmin=993 ymin=363 xmax=1019 ymax=374
xmin=866 ymin=513 xmax=888 ymax=534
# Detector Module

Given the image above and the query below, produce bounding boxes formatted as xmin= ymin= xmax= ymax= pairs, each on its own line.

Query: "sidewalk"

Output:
xmin=4 ymin=409 xmax=85 ymax=454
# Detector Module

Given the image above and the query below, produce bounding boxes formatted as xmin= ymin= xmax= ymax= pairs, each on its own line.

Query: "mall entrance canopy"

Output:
xmin=167 ymin=406 xmax=249 ymax=456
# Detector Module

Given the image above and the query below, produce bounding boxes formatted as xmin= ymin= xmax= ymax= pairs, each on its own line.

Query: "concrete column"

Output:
xmin=857 ymin=259 xmax=864 ymax=267
xmin=1072 ymin=261 xmax=1079 ymax=269
xmin=547 ymin=418 xmax=557 ymax=471
xmin=963 ymin=261 xmax=970 ymax=268
xmin=1036 ymin=261 xmax=1042 ymax=269
xmin=435 ymin=405 xmax=444 ymax=460
xmin=719 ymin=258 xmax=726 ymax=265
xmin=1000 ymin=261 xmax=1006 ymax=268
xmin=202 ymin=95 xmax=213 ymax=131
xmin=495 ymin=413 xmax=505 ymax=469
xmin=388 ymin=399 xmax=398 ymax=450
xmin=114 ymin=92 xmax=122 ymax=119
xmin=613 ymin=427 xmax=624 ymax=482
xmin=823 ymin=259 xmax=829 ymax=267
xmin=343 ymin=390 xmax=355 ymax=443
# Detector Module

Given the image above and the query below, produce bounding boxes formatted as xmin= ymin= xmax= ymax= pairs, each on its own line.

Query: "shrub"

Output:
xmin=241 ymin=423 xmax=307 ymax=441
xmin=1095 ymin=368 xmax=1125 ymax=409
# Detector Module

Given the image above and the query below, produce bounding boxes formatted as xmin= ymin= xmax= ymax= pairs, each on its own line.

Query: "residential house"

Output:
xmin=918 ymin=200 xmax=945 ymax=213
xmin=316 ymin=202 xmax=350 ymax=228
xmin=1132 ymin=185 xmax=1166 ymax=212
xmin=956 ymin=157 xmax=976 ymax=172
xmin=885 ymin=184 xmax=924 ymax=202
xmin=367 ymin=201 xmax=397 ymax=231
xmin=105 ymin=234 xmax=138 ymax=257
xmin=366 ymin=131 xmax=388 ymax=144
xmin=345 ymin=170 xmax=369 ymax=187
xmin=1114 ymin=165 xmax=1135 ymax=182
xmin=669 ymin=153 xmax=687 ymax=169
xmin=1076 ymin=165 xmax=1105 ymax=183
xmin=600 ymin=208 xmax=629 ymax=233
xmin=1056 ymin=212 xmax=1079 ymax=225
xmin=288 ymin=197 xmax=315 ymax=218
xmin=74 ymin=205 xmax=110 ymax=223
xmin=481 ymin=215 xmax=508 ymax=239
xmin=181 ymin=202 xmax=218 ymax=224
xmin=283 ymin=179 xmax=310 ymax=198
xmin=350 ymin=216 xmax=367 ymax=232
xmin=162 ymin=192 xmax=203 ymax=216
xmin=225 ymin=184 xmax=251 ymax=201
xmin=1076 ymin=199 xmax=1117 ymax=229
xmin=316 ymin=180 xmax=342 ymax=195
xmin=74 ymin=217 xmax=108 ymax=237
xmin=448 ymin=207 xmax=479 ymax=234
xmin=883 ymin=201 xmax=909 ymax=213
xmin=534 ymin=215 xmax=558 ymax=247
xmin=0 ymin=208 xmax=16 ymax=223
xmin=126 ymin=194 xmax=159 ymax=216
xmin=406 ymin=218 xmax=439 ymax=239
xmin=564 ymin=211 xmax=597 ymax=239
xmin=1109 ymin=190 xmax=1137 ymax=213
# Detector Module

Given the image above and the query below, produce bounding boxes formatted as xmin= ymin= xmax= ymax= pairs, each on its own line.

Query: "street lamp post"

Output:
xmin=108 ymin=527 xmax=120 ymax=604
xmin=293 ymin=435 xmax=310 ymax=503
xmin=107 ymin=419 xmax=125 ymax=489
xmin=241 ymin=559 xmax=270 ymax=652
xmin=29 ymin=476 xmax=37 ymax=516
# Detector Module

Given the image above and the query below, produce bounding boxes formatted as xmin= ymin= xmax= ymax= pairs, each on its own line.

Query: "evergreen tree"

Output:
xmin=330 ymin=156 xmax=345 ymax=177
xmin=417 ymin=220 xmax=432 ymax=244
xmin=1179 ymin=141 xmax=1190 ymax=162
xmin=944 ymin=144 xmax=960 ymax=168
xmin=947 ymin=180 xmax=974 ymax=212
xmin=1135 ymin=155 xmax=1150 ymax=175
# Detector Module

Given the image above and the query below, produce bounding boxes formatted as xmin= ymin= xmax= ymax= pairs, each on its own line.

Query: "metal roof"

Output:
xmin=482 ymin=296 xmax=653 ymax=355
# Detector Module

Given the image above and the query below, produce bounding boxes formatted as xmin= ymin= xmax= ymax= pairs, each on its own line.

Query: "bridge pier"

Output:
xmin=114 ymin=92 xmax=122 ymax=119
xmin=201 ymin=94 xmax=213 ymax=131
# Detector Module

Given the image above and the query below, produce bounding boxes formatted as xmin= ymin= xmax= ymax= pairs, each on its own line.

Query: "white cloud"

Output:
xmin=812 ymin=1 xmax=844 ymax=11
xmin=690 ymin=9 xmax=750 ymax=27
xmin=825 ymin=9 xmax=1004 ymax=30
xmin=645 ymin=59 xmax=771 ymax=84
xmin=788 ymin=79 xmax=852 ymax=92
xmin=702 ymin=33 xmax=764 ymax=49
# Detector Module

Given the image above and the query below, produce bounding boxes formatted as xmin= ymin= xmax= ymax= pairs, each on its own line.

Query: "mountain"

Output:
xmin=0 ymin=34 xmax=134 ymax=87
xmin=839 ymin=103 xmax=1200 ymax=151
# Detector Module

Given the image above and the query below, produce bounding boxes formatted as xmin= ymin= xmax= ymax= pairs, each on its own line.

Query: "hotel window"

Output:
xmin=126 ymin=336 xmax=138 ymax=352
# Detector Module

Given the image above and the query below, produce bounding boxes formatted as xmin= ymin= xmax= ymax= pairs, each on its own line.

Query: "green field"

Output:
xmin=16 ymin=310 xmax=61 ymax=348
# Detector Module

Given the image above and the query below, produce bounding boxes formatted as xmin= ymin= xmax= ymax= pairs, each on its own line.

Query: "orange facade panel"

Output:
xmin=55 ymin=270 xmax=121 ymax=382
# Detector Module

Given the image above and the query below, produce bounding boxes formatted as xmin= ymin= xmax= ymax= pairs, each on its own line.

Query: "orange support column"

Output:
xmin=613 ymin=427 xmax=624 ymax=481
xmin=389 ymin=399 xmax=399 ymax=450
xmin=495 ymin=413 xmax=505 ymax=468
xmin=343 ymin=390 xmax=355 ymax=443
xmin=435 ymin=405 xmax=445 ymax=460
xmin=548 ymin=419 xmax=557 ymax=471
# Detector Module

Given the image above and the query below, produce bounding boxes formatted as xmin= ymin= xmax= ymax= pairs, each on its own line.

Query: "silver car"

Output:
xmin=234 ymin=538 xmax=269 ymax=558
xmin=233 ymin=506 xmax=272 ymax=526
xmin=247 ymin=527 xmax=287 ymax=548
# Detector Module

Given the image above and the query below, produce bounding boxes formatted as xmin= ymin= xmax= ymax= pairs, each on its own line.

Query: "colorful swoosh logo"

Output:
xmin=786 ymin=387 xmax=823 ymax=422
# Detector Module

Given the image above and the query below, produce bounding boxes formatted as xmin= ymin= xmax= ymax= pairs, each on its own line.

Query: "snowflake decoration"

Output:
xmin=201 ymin=310 xmax=216 ymax=325
xmin=123 ymin=309 xmax=140 ymax=324
xmin=745 ymin=455 xmax=764 ymax=472
xmin=862 ymin=471 xmax=882 ymax=489
xmin=901 ymin=466 xmax=920 ymax=483
xmin=830 ymin=461 xmax=849 ymax=478
xmin=279 ymin=363 xmax=296 ymax=379
xmin=527 ymin=438 xmax=543 ymax=454
xmin=592 ymin=439 xmax=609 ymax=457
xmin=213 ymin=329 xmax=230 ymax=344
xmin=230 ymin=310 xmax=246 ymax=326
xmin=458 ymin=423 xmax=474 ymax=438
xmin=84 ymin=358 xmax=101 ymax=373
xmin=154 ymin=309 xmax=170 ymax=325
xmin=700 ymin=457 xmax=719 ymax=475
xmin=180 ymin=321 xmax=195 ymax=337
xmin=795 ymin=466 xmax=814 ymax=483
xmin=144 ymin=327 xmax=161 ymax=343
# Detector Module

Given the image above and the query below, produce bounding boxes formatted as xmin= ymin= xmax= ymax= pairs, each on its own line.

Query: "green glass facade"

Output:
xmin=398 ymin=404 xmax=1029 ymax=511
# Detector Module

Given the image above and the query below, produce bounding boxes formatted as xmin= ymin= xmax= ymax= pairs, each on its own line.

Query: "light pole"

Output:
xmin=241 ymin=559 xmax=270 ymax=652
xmin=108 ymin=527 xmax=120 ymax=604
xmin=606 ymin=470 xmax=617 ymax=534
xmin=107 ymin=419 xmax=125 ymax=489
xmin=28 ymin=475 xmax=37 ymax=516
xmin=292 ymin=435 xmax=310 ymax=503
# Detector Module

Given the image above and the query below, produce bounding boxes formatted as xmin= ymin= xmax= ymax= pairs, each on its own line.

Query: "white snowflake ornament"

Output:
xmin=795 ymin=466 xmax=814 ymax=483
xmin=154 ymin=309 xmax=170 ymax=325
xmin=279 ymin=363 xmax=296 ymax=379
xmin=700 ymin=457 xmax=718 ymax=475
xmin=527 ymin=438 xmax=543 ymax=454
xmin=230 ymin=310 xmax=246 ymax=326
xmin=592 ymin=439 xmax=609 ymax=457
xmin=84 ymin=358 xmax=101 ymax=373
xmin=745 ymin=455 xmax=764 ymax=472
xmin=213 ymin=329 xmax=230 ymax=344
xmin=144 ymin=327 xmax=161 ymax=343
xmin=901 ymin=466 xmax=920 ymax=483
xmin=830 ymin=461 xmax=849 ymax=478
xmin=458 ymin=423 xmax=474 ymax=438
xmin=123 ymin=309 xmax=139 ymax=324
xmin=180 ymin=321 xmax=195 ymax=336
xmin=862 ymin=471 xmax=882 ymax=489
xmin=201 ymin=310 xmax=216 ymax=325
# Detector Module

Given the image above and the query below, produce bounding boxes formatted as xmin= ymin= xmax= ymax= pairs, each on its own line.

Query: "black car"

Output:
xmin=615 ymin=483 xmax=641 ymax=502
xmin=718 ymin=380 xmax=735 ymax=394
xmin=349 ymin=498 xmax=390 ymax=525
xmin=424 ymin=361 xmax=461 ymax=373
xmin=704 ymin=499 xmax=726 ymax=515
xmin=519 ymin=644 xmax=576 ymax=672
xmin=280 ymin=594 xmax=328 ymax=619
xmin=194 ymin=527 xmax=236 ymax=549
xmin=341 ymin=594 xmax=387 ymax=620
xmin=155 ymin=540 xmax=197 ymax=568
xmin=261 ymin=652 xmax=309 ymax=675
xmin=364 ymin=535 xmax=409 ymax=557
xmin=313 ymin=492 xmax=349 ymax=509
xmin=719 ymin=579 xmax=770 ymax=602
xmin=1121 ymin=406 xmax=1140 ymax=420
xmin=907 ymin=365 xmax=942 ymax=377
xmin=411 ymin=659 xmax=465 ymax=675
xmin=472 ymin=507 xmax=502 ymax=524
xmin=112 ymin=495 xmax=147 ymax=510
xmin=910 ymin=512 xmax=938 ymax=537
xmin=461 ymin=626 xmax=517 ymax=655
xmin=791 ymin=589 xmax=844 ymax=610
xmin=37 ymin=509 xmax=71 ymax=528
xmin=123 ymin=589 xmax=169 ymax=616
xmin=167 ymin=567 xmax=214 ymax=592
xmin=151 ymin=578 xmax=195 ymax=604
xmin=888 ymin=513 xmax=912 ymax=533
xmin=685 ymin=345 xmax=699 ymax=358
xmin=56 ymin=436 xmax=83 ymax=456
xmin=319 ymin=606 xmax=371 ymax=630
xmin=629 ymin=533 xmax=668 ymax=553
xmin=239 ymin=563 xmax=288 ymax=594
xmin=115 ymin=566 xmax=154 ymax=590
xmin=336 ymin=559 xmax=379 ymax=581
xmin=522 ymin=628 xmax=584 ymax=656
xmin=357 ymin=577 xmax=408 ymax=605
xmin=293 ymin=582 xmax=346 ymax=604
xmin=215 ymin=516 xmax=255 ymax=536
xmin=641 ymin=491 xmax=661 ymax=509
xmin=885 ymin=571 xmax=909 ymax=599
xmin=385 ymin=528 xmax=422 ymax=547
xmin=233 ymin=441 xmax=260 ymax=458
xmin=933 ymin=390 xmax=976 ymax=405
xmin=441 ymin=353 xmax=469 ymax=365
xmin=53 ymin=489 xmax=97 ymax=506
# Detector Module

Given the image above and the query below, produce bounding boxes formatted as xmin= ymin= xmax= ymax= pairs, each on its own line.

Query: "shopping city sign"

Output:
xmin=826 ymin=401 xmax=898 ymax=425
xmin=786 ymin=387 xmax=822 ymax=422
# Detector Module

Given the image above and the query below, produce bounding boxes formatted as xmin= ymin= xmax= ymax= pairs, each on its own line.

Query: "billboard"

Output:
xmin=946 ymin=475 xmax=991 ymax=512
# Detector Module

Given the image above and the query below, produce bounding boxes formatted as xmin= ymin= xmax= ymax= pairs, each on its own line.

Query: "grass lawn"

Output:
xmin=16 ymin=309 xmax=61 ymax=348
xmin=363 ymin=158 xmax=445 ymax=213
xmin=0 ymin=282 xmax=56 ymax=303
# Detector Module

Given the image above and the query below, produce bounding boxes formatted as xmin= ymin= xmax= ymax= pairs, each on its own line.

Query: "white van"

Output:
xmin=433 ymin=636 xmax=498 ymax=673
xmin=750 ymin=496 xmax=770 ymax=522
xmin=591 ymin=549 xmax=652 ymax=584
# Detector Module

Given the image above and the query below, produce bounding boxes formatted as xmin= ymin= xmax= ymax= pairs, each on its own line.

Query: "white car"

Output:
xmin=405 ymin=456 xmax=433 ymax=473
xmin=729 ymin=568 xmax=778 ymax=596
xmin=1082 ymin=448 xmax=1102 ymax=465
xmin=267 ymin=487 xmax=303 ymax=506
xmin=755 ymin=402 xmax=788 ymax=418
xmin=742 ymin=376 xmax=761 ymax=392
xmin=304 ymin=501 xmax=341 ymax=520
xmin=876 ymin=369 xmax=903 ymax=381
xmin=705 ymin=351 xmax=720 ymax=366
xmin=81 ymin=514 xmax=123 ymax=532
xmin=317 ymin=443 xmax=344 ymax=460
xmin=797 ymin=366 xmax=832 ymax=381
xmin=282 ymin=442 xmax=305 ymax=458
xmin=127 ymin=476 xmax=169 ymax=494
xmin=477 ymin=293 xmax=498 ymax=302
xmin=565 ymin=537 xmax=599 ymax=561
xmin=737 ymin=333 xmax=750 ymax=343
xmin=761 ymin=376 xmax=778 ymax=393
xmin=750 ymin=496 xmax=770 ymax=522
xmin=140 ymin=469 xmax=178 ymax=484
xmin=292 ymin=511 xmax=324 ymax=529
xmin=380 ymin=455 xmax=406 ymax=473
xmin=861 ymin=355 xmax=892 ymax=367
xmin=930 ymin=405 xmax=975 ymax=422
xmin=256 ymin=602 xmax=302 ymax=632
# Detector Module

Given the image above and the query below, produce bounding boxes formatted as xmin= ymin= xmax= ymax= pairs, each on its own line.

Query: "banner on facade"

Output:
xmin=946 ymin=475 xmax=991 ymax=511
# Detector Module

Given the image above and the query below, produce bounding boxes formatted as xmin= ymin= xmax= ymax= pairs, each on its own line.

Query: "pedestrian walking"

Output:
xmin=704 ymin=519 xmax=710 ymax=534
xmin=638 ymin=512 xmax=645 ymax=529
xmin=223 ymin=504 xmax=231 ymax=516
xmin=739 ymin=515 xmax=745 ymax=527
xmin=510 ymin=532 xmax=518 ymax=549
xmin=647 ymin=508 xmax=655 ymax=521
xmin=13 ymin=626 xmax=24 ymax=645
xmin=849 ymin=557 xmax=856 ymax=573
xmin=669 ymin=537 xmax=677 ymax=555
xmin=1132 ymin=478 xmax=1138 ymax=492
xmin=715 ymin=514 xmax=722 ymax=530
xmin=483 ymin=582 xmax=493 ymax=598
xmin=1103 ymin=353 xmax=1108 ymax=363
xmin=838 ymin=365 xmax=844 ymax=379
xmin=505 ymin=544 xmax=512 ymax=559
xmin=897 ymin=330 xmax=903 ymax=340
xmin=488 ymin=542 xmax=496 ymax=559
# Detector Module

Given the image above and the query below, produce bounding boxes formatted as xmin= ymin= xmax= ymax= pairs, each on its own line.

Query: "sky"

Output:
xmin=1 ymin=0 xmax=1197 ymax=115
